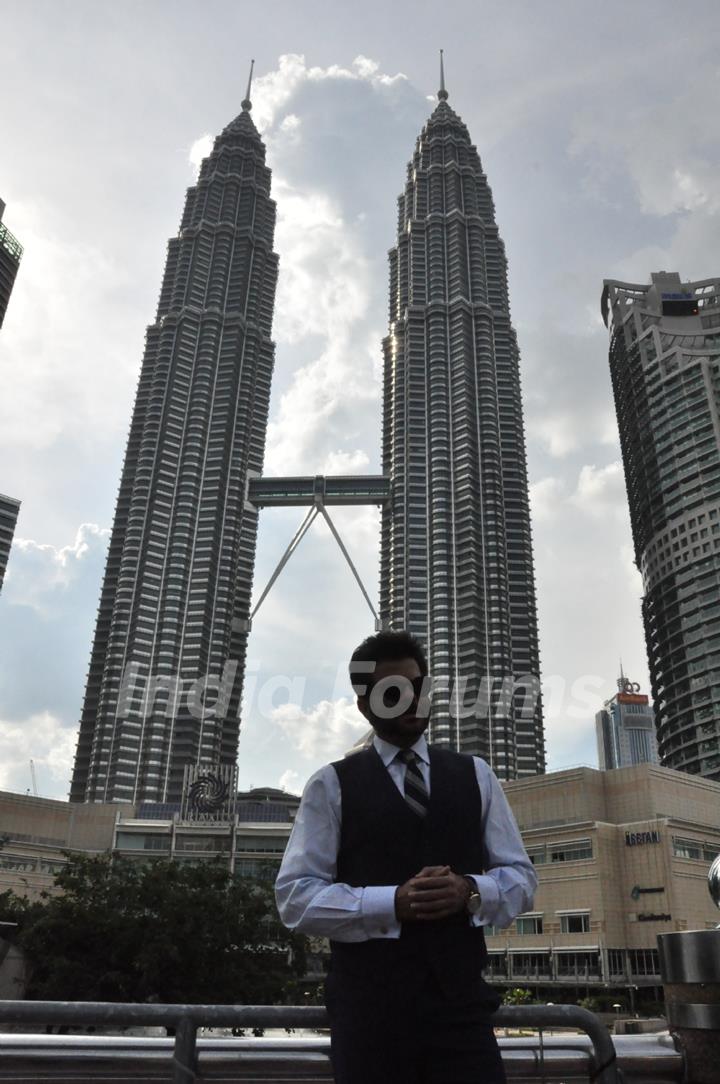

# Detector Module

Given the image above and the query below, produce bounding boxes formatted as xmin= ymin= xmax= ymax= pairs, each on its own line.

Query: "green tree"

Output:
xmin=503 ymin=987 xmax=533 ymax=1005
xmin=0 ymin=854 xmax=305 ymax=1004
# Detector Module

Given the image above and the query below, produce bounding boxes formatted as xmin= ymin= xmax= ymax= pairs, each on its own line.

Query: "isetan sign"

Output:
xmin=625 ymin=830 xmax=660 ymax=846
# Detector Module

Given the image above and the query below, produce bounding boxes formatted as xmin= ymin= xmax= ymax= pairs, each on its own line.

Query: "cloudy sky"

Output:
xmin=2 ymin=0 xmax=720 ymax=800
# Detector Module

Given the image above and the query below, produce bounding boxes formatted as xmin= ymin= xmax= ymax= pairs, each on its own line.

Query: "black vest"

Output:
xmin=330 ymin=744 xmax=488 ymax=998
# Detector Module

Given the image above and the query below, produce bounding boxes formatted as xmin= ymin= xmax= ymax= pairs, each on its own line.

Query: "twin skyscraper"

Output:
xmin=70 ymin=64 xmax=545 ymax=805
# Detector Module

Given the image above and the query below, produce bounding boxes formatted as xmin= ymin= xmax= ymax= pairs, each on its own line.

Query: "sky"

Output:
xmin=2 ymin=0 xmax=720 ymax=800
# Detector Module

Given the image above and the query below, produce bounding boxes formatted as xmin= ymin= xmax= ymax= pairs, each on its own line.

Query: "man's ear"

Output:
xmin=356 ymin=696 xmax=371 ymax=723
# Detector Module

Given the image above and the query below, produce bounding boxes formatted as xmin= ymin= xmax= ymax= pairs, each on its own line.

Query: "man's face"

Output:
xmin=357 ymin=656 xmax=431 ymax=747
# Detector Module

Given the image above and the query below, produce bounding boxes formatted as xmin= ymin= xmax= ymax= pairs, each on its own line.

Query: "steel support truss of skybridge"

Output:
xmin=242 ymin=473 xmax=390 ymax=632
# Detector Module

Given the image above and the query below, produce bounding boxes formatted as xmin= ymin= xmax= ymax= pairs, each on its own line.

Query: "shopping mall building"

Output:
xmin=1 ymin=764 xmax=718 ymax=1005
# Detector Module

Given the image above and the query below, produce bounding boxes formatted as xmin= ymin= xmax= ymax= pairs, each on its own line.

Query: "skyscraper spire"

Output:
xmin=438 ymin=48 xmax=448 ymax=100
xmin=242 ymin=58 xmax=255 ymax=111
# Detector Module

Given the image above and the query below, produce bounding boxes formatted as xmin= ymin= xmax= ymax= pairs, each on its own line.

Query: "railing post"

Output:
xmin=172 ymin=1015 xmax=198 ymax=1084
xmin=658 ymin=929 xmax=720 ymax=1084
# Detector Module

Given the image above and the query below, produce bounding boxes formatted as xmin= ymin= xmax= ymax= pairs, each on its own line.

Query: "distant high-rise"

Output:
xmin=595 ymin=672 xmax=659 ymax=770
xmin=380 ymin=61 xmax=544 ymax=778
xmin=602 ymin=272 xmax=720 ymax=782
xmin=71 ymin=78 xmax=279 ymax=803
xmin=0 ymin=198 xmax=22 ymax=331
xmin=0 ymin=201 xmax=22 ymax=595
xmin=0 ymin=493 xmax=21 ymax=594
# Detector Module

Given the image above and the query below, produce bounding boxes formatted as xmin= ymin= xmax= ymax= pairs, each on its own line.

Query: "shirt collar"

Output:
xmin=373 ymin=732 xmax=429 ymax=767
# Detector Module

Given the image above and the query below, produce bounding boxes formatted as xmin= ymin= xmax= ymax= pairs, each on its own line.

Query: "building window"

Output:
xmin=559 ymin=912 xmax=590 ymax=934
xmin=550 ymin=839 xmax=593 ymax=863
xmin=510 ymin=952 xmax=551 ymax=978
xmin=628 ymin=949 xmax=660 ymax=977
xmin=555 ymin=952 xmax=600 ymax=979
xmin=608 ymin=949 xmax=626 ymax=977
xmin=673 ymin=836 xmax=702 ymax=859
xmin=516 ymin=915 xmax=543 ymax=935
xmin=486 ymin=953 xmax=507 ymax=978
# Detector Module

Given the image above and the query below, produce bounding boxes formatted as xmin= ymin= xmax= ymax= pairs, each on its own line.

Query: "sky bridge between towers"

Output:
xmin=246 ymin=473 xmax=390 ymax=508
xmin=243 ymin=474 xmax=390 ymax=631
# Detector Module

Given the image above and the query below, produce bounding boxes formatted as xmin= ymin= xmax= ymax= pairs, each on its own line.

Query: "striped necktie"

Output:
xmin=399 ymin=749 xmax=429 ymax=818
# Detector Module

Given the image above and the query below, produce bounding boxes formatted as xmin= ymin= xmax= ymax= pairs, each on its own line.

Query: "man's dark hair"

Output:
xmin=349 ymin=630 xmax=428 ymax=695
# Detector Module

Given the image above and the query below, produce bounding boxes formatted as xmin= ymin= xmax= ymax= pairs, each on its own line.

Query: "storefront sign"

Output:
xmin=631 ymin=886 xmax=664 ymax=899
xmin=638 ymin=912 xmax=672 ymax=922
xmin=625 ymin=830 xmax=660 ymax=846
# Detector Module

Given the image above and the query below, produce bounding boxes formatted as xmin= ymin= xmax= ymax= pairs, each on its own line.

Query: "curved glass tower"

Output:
xmin=380 ymin=67 xmax=545 ymax=778
xmin=602 ymin=272 xmax=720 ymax=782
xmin=71 ymin=86 xmax=278 ymax=803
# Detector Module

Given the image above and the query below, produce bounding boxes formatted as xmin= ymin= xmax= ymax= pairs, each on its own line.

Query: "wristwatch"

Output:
xmin=464 ymin=875 xmax=482 ymax=916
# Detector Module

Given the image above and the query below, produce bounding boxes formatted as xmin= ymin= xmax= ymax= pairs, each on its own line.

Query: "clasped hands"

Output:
xmin=395 ymin=864 xmax=471 ymax=922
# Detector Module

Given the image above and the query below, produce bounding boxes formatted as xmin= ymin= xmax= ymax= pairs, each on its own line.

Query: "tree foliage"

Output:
xmin=0 ymin=854 xmax=305 ymax=1004
xmin=502 ymin=986 xmax=533 ymax=1005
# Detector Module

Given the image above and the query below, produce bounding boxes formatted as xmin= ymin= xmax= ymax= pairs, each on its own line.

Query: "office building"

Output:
xmin=602 ymin=273 xmax=720 ymax=781
xmin=0 ymin=198 xmax=22 ymax=330
xmin=596 ymin=672 xmax=659 ymax=770
xmin=71 ymin=79 xmax=279 ymax=804
xmin=0 ymin=494 xmax=21 ymax=594
xmin=0 ymin=202 xmax=23 ymax=596
xmin=380 ymin=62 xmax=544 ymax=776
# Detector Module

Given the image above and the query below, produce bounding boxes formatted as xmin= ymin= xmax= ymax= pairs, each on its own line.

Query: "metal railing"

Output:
xmin=0 ymin=1001 xmax=625 ymax=1084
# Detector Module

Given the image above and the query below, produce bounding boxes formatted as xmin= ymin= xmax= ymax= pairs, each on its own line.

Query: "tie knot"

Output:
xmin=399 ymin=749 xmax=417 ymax=765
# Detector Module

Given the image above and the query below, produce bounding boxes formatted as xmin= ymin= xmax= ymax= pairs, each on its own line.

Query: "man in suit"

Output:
xmin=276 ymin=630 xmax=536 ymax=1084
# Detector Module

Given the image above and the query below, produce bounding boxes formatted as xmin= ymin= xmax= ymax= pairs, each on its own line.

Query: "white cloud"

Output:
xmin=264 ymin=176 xmax=378 ymax=474
xmin=570 ymin=60 xmax=720 ymax=221
xmin=271 ymin=697 xmax=367 ymax=760
xmin=271 ymin=180 xmax=362 ymax=345
xmin=0 ymin=200 xmax=138 ymax=455
xmin=0 ymin=711 xmax=76 ymax=798
xmin=249 ymin=54 xmax=407 ymax=134
xmin=529 ymin=477 xmax=565 ymax=523
xmin=278 ymin=768 xmax=301 ymax=793
xmin=322 ymin=449 xmax=371 ymax=474
xmin=529 ymin=415 xmax=581 ymax=458
xmin=570 ymin=462 xmax=627 ymax=520
xmin=188 ymin=133 xmax=213 ymax=175
xmin=8 ymin=523 xmax=110 ymax=616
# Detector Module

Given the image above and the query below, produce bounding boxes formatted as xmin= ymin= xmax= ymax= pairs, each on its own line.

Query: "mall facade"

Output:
xmin=1 ymin=764 xmax=718 ymax=1004
xmin=486 ymin=762 xmax=720 ymax=1005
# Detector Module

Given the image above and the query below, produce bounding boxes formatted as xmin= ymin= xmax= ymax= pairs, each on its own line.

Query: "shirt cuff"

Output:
xmin=467 ymin=874 xmax=500 ymax=928
xmin=360 ymin=885 xmax=401 ymax=939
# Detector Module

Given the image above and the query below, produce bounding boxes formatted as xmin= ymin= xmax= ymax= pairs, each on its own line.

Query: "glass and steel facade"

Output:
xmin=602 ymin=272 xmax=720 ymax=781
xmin=0 ymin=198 xmax=22 ymax=331
xmin=71 ymin=98 xmax=279 ymax=803
xmin=595 ymin=677 xmax=659 ymax=770
xmin=380 ymin=85 xmax=544 ymax=777
xmin=0 ymin=493 xmax=21 ymax=594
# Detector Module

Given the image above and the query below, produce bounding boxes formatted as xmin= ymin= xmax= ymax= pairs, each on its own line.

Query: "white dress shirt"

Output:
xmin=275 ymin=733 xmax=536 ymax=942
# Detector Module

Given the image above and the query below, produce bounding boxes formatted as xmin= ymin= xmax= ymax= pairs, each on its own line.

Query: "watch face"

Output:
xmin=468 ymin=893 xmax=482 ymax=915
